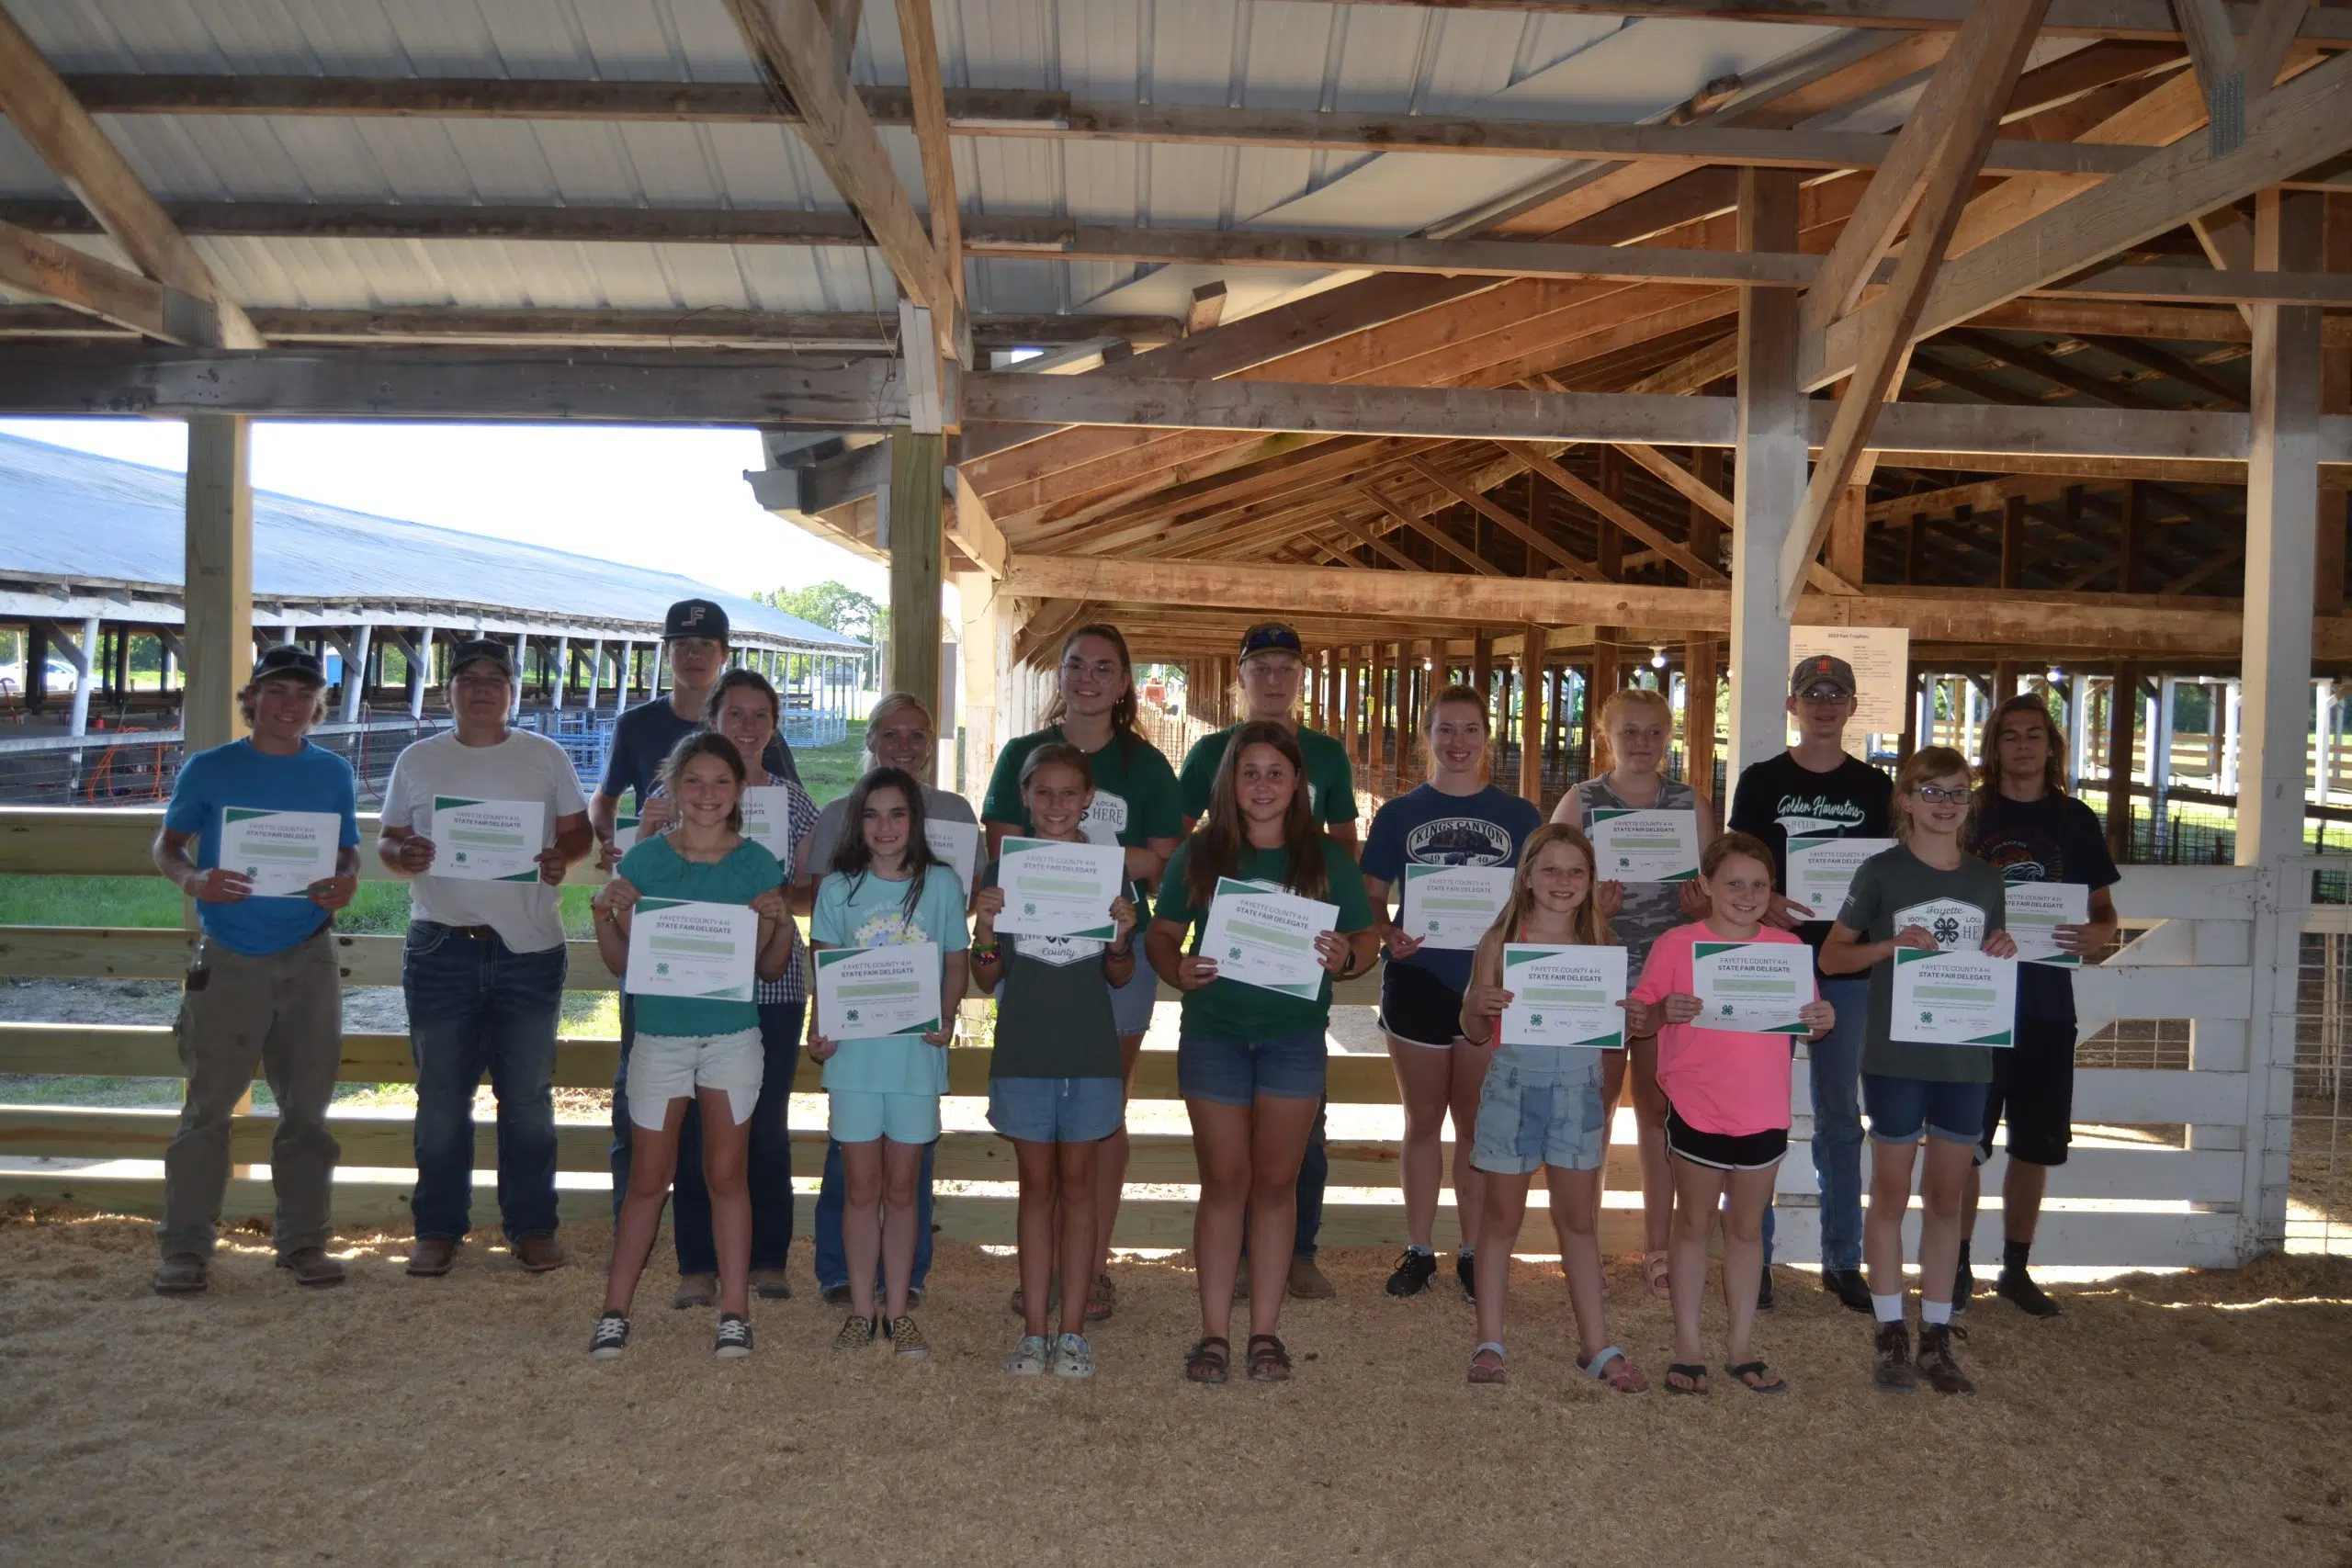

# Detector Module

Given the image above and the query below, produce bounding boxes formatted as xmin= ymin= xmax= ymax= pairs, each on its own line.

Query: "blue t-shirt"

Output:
xmin=596 ymin=695 xmax=797 ymax=806
xmin=164 ymin=739 xmax=360 ymax=956
xmin=811 ymin=864 xmax=971 ymax=1099
xmin=616 ymin=833 xmax=785 ymax=1039
xmin=1362 ymin=783 xmax=1543 ymax=992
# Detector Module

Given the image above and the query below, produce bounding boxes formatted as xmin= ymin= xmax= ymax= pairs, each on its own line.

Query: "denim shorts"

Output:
xmin=1470 ymin=1054 xmax=1608 ymax=1176
xmin=1863 ymin=1072 xmax=1991 ymax=1147
xmin=830 ymin=1089 xmax=941 ymax=1145
xmin=988 ymin=1076 xmax=1125 ymax=1144
xmin=1110 ymin=954 xmax=1159 ymax=1036
xmin=1175 ymin=1030 xmax=1327 ymax=1106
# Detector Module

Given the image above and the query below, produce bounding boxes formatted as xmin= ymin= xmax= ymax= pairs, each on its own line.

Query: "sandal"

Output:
xmin=1578 ymin=1345 xmax=1649 ymax=1394
xmin=1644 ymin=1250 xmax=1672 ymax=1299
xmin=1467 ymin=1342 xmax=1509 ymax=1385
xmin=1664 ymin=1361 xmax=1710 ymax=1396
xmin=1086 ymin=1270 xmax=1116 ymax=1323
xmin=1245 ymin=1333 xmax=1293 ymax=1382
xmin=1183 ymin=1336 xmax=1230 ymax=1385
xmin=1724 ymin=1359 xmax=1788 ymax=1394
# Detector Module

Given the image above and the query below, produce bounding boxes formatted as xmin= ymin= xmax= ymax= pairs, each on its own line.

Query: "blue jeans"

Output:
xmin=1770 ymin=976 xmax=1869 ymax=1271
xmin=403 ymin=924 xmax=565 ymax=1243
xmin=610 ymin=996 xmax=803 ymax=1274
xmin=816 ymin=1135 xmax=935 ymax=1292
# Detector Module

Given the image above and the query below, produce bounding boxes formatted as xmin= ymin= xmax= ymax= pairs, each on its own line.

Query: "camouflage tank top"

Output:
xmin=1568 ymin=774 xmax=1700 ymax=981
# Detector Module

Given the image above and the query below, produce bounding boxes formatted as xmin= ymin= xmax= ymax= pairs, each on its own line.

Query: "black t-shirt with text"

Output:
xmin=1969 ymin=789 xmax=2120 ymax=1024
xmin=1728 ymin=750 xmax=1894 ymax=973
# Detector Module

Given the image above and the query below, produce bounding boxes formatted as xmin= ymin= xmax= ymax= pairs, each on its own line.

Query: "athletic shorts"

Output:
xmin=1978 ymin=1018 xmax=2078 ymax=1168
xmin=1377 ymin=961 xmax=1466 ymax=1048
xmin=1863 ymin=1072 xmax=1990 ymax=1147
xmin=1176 ymin=1030 xmax=1326 ymax=1106
xmin=1471 ymin=1054 xmax=1608 ymax=1175
xmin=988 ymin=1075 xmax=1125 ymax=1144
xmin=1109 ymin=953 xmax=1159 ymax=1036
xmin=829 ymin=1089 xmax=941 ymax=1145
xmin=1665 ymin=1103 xmax=1789 ymax=1171
xmin=626 ymin=1028 xmax=762 ymax=1130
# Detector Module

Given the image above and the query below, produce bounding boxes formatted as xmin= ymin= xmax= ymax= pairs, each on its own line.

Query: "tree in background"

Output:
xmin=758 ymin=581 xmax=886 ymax=647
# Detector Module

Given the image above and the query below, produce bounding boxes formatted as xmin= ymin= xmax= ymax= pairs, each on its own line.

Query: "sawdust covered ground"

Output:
xmin=5 ymin=1204 xmax=2350 ymax=1568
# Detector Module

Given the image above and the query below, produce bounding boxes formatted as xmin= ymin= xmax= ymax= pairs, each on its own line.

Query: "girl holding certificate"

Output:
xmin=971 ymin=743 xmax=1137 ymax=1379
xmin=1821 ymin=748 xmax=2015 ymax=1396
xmin=1551 ymin=685 xmax=1716 ymax=1299
xmin=588 ymin=734 xmax=799 ymax=1360
xmin=1362 ymin=684 xmax=1541 ymax=1303
xmin=1627 ymin=833 xmax=1836 ymax=1396
xmin=1457 ymin=824 xmax=1646 ymax=1393
xmin=808 ymin=767 xmax=972 ymax=1363
xmin=1147 ymin=724 xmax=1377 ymax=1384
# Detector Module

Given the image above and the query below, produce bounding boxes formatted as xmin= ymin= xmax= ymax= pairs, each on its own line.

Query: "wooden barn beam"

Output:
xmin=1731 ymin=168 xmax=1805 ymax=772
xmin=891 ymin=0 xmax=964 ymax=305
xmin=1506 ymin=444 xmax=1726 ymax=584
xmin=0 ymin=219 xmax=203 ymax=342
xmin=1352 ymin=486 xmax=1508 ymax=578
xmin=1399 ymin=455 xmax=1600 ymax=581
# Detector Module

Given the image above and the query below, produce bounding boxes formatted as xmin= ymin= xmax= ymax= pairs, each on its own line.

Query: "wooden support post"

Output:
xmin=1589 ymin=637 xmax=1622 ymax=776
xmin=2000 ymin=493 xmax=2028 ymax=591
xmin=1340 ymin=647 xmax=1360 ymax=763
xmin=549 ymin=634 xmax=568 ymax=713
xmin=1383 ymin=640 xmax=1405 ymax=796
xmin=887 ymin=429 xmax=945 ymax=723
xmin=339 ymin=623 xmax=372 ymax=724
xmin=1596 ymin=446 xmax=1624 ymax=581
xmin=1730 ymin=169 xmax=1803 ymax=776
xmin=1367 ymin=644 xmax=1387 ymax=783
xmin=1518 ymin=626 xmax=1545 ymax=807
xmin=1685 ymin=637 xmax=1719 ymax=800
xmin=1830 ymin=485 xmax=1869 ymax=588
xmin=1689 ymin=449 xmax=1725 ymax=576
xmin=183 ymin=416 xmax=252 ymax=751
xmin=1993 ymin=660 xmax=2022 ymax=706
xmin=956 ymin=571 xmax=1003 ymax=809
xmin=1306 ymin=649 xmax=1323 ymax=731
xmin=1899 ymin=664 xmax=1921 ymax=761
xmin=2105 ymin=666 xmax=2140 ymax=861
xmin=1904 ymin=512 xmax=1928 ymax=584
xmin=62 ymin=614 xmax=98 ymax=739
xmin=1472 ymin=632 xmax=1492 ymax=711
xmin=2118 ymin=480 xmax=2146 ymax=593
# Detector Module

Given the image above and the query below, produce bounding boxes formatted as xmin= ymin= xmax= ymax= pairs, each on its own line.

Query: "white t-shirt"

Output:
xmin=379 ymin=728 xmax=589 ymax=953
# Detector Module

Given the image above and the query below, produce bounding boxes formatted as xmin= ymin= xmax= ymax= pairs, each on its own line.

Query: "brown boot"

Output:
xmin=672 ymin=1273 xmax=718 ymax=1310
xmin=1871 ymin=1321 xmax=1917 ymax=1393
xmin=1286 ymin=1256 xmax=1336 ymax=1301
xmin=153 ymin=1253 xmax=209 ymax=1296
xmin=406 ymin=1236 xmax=458 ymax=1277
xmin=1914 ymin=1323 xmax=1976 ymax=1395
xmin=277 ymin=1247 xmax=347 ymax=1289
xmin=512 ymin=1235 xmax=568 ymax=1273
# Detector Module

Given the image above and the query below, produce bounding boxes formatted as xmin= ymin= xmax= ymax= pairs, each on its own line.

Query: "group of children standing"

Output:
xmin=586 ymin=621 xmax=2114 ymax=1400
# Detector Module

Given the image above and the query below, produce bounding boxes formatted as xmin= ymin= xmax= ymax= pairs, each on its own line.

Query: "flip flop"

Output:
xmin=1664 ymin=1361 xmax=1710 ymax=1396
xmin=1725 ymin=1359 xmax=1788 ymax=1394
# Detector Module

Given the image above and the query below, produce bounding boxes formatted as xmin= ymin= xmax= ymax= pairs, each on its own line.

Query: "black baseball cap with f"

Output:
xmin=663 ymin=598 xmax=729 ymax=642
xmin=1790 ymin=654 xmax=1857 ymax=700
xmin=1238 ymin=622 xmax=1304 ymax=663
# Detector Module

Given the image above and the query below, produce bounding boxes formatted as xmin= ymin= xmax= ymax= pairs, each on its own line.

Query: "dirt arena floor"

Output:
xmin=5 ymin=1204 xmax=2350 ymax=1568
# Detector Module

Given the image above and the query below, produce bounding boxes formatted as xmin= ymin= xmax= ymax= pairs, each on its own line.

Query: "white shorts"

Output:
xmin=626 ymin=1028 xmax=763 ymax=1131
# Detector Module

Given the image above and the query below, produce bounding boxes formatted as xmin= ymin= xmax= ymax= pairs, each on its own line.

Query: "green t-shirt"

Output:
xmin=1154 ymin=835 xmax=1374 ymax=1042
xmin=1178 ymin=723 xmax=1359 ymax=830
xmin=1836 ymin=843 xmax=2009 ymax=1085
xmin=981 ymin=724 xmax=1182 ymax=910
xmin=615 ymin=833 xmax=785 ymax=1040
xmin=978 ymin=859 xmax=1124 ymax=1079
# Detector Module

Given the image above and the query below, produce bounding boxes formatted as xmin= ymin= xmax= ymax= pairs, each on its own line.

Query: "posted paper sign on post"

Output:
xmin=1399 ymin=864 xmax=1514 ymax=950
xmin=1892 ymin=949 xmax=2018 ymax=1045
xmin=1500 ymin=944 xmax=1628 ymax=1049
xmin=1199 ymin=876 xmax=1339 ymax=998
xmin=430 ymin=796 xmax=545 ymax=884
xmin=1789 ymin=625 xmax=1911 ymax=738
xmin=2005 ymin=883 xmax=2089 ymax=966
xmin=1589 ymin=808 xmax=1701 ymax=884
xmin=624 ymin=898 xmax=758 ymax=1002
xmin=993 ymin=837 xmax=1125 ymax=940
xmin=927 ymin=819 xmax=980 ymax=895
xmin=1786 ymin=836 xmax=1896 ymax=921
xmin=815 ymin=942 xmax=942 ymax=1039
xmin=1691 ymin=941 xmax=1815 ymax=1035
xmin=217 ymin=807 xmax=341 ymax=897
xmin=738 ymin=785 xmax=796 ymax=864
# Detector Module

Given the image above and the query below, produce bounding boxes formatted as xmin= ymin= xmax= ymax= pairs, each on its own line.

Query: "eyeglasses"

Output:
xmin=1910 ymin=785 xmax=1971 ymax=804
xmin=1795 ymin=685 xmax=1850 ymax=704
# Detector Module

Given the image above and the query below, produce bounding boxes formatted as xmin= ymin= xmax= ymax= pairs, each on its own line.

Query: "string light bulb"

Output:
xmin=1649 ymin=646 xmax=1668 ymax=670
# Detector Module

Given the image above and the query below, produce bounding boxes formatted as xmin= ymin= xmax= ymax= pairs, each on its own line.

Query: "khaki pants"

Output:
xmin=157 ymin=929 xmax=344 ymax=1259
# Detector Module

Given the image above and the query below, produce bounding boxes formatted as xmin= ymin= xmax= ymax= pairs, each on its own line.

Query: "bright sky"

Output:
xmin=0 ymin=418 xmax=890 ymax=606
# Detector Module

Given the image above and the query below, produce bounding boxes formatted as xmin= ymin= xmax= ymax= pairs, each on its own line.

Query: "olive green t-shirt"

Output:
xmin=978 ymin=859 xmax=1124 ymax=1079
xmin=1177 ymin=724 xmax=1359 ymax=830
xmin=1837 ymin=843 xmax=2009 ymax=1085
xmin=1154 ymin=835 xmax=1374 ymax=1042
xmin=982 ymin=725 xmax=1182 ymax=914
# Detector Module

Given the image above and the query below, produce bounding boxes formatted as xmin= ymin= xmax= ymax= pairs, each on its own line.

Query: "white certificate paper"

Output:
xmin=1500 ymin=943 xmax=1628 ymax=1049
xmin=815 ymin=942 xmax=942 ymax=1039
xmin=217 ymin=807 xmax=341 ymax=898
xmin=430 ymin=795 xmax=545 ymax=884
xmin=624 ymin=897 xmax=758 ymax=1002
xmin=1892 ymin=949 xmax=2018 ymax=1046
xmin=2005 ymin=883 xmax=2089 ymax=966
xmin=927 ymin=818 xmax=980 ymax=894
xmin=1589 ymin=807 xmax=1701 ymax=883
xmin=1691 ymin=941 xmax=1815 ymax=1035
xmin=1399 ymin=863 xmax=1513 ymax=950
xmin=1199 ymin=876 xmax=1339 ymax=998
xmin=1786 ymin=836 xmax=1896 ymax=920
xmin=738 ymin=785 xmax=797 ymax=864
xmin=614 ymin=814 xmax=645 ymax=854
xmin=993 ymin=836 xmax=1125 ymax=939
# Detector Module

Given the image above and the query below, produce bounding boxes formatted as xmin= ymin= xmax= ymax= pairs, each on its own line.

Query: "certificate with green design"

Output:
xmin=430 ymin=796 xmax=544 ymax=883
xmin=992 ymin=836 xmax=1124 ymax=939
xmin=1499 ymin=943 xmax=1627 ymax=1049
xmin=815 ymin=942 xmax=940 ymax=1038
xmin=1399 ymin=863 xmax=1513 ymax=950
xmin=216 ymin=807 xmax=340 ymax=897
xmin=1691 ymin=941 xmax=1814 ymax=1035
xmin=625 ymin=897 xmax=758 ymax=1001
xmin=1589 ymin=807 xmax=1701 ymax=884
xmin=1892 ymin=949 xmax=2017 ymax=1046
xmin=1198 ymin=876 xmax=1338 ymax=998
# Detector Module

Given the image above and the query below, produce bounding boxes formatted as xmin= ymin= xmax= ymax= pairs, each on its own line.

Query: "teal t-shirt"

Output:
xmin=1154 ymin=835 xmax=1374 ymax=1042
xmin=616 ymin=834 xmax=784 ymax=1039
xmin=811 ymin=863 xmax=972 ymax=1097
xmin=1178 ymin=723 xmax=1359 ymax=830
xmin=981 ymin=724 xmax=1182 ymax=910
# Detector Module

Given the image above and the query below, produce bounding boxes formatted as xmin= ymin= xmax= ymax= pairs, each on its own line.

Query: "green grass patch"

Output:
xmin=794 ymin=725 xmax=868 ymax=806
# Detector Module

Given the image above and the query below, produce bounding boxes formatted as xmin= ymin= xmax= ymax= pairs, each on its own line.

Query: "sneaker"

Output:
xmin=1049 ymin=1332 xmax=1095 ymax=1379
xmin=1996 ymin=1268 xmax=2063 ymax=1319
xmin=1005 ymin=1334 xmax=1050 ymax=1375
xmin=888 ymin=1314 xmax=932 ymax=1360
xmin=1915 ymin=1323 xmax=1976 ymax=1394
xmin=1822 ymin=1267 xmax=1873 ymax=1314
xmin=1456 ymin=1251 xmax=1477 ymax=1303
xmin=588 ymin=1312 xmax=631 ymax=1359
xmin=1385 ymin=1248 xmax=1438 ymax=1299
xmin=1756 ymin=1269 xmax=1775 ymax=1311
xmin=713 ymin=1312 xmax=753 ymax=1359
xmin=831 ymin=1314 xmax=877 ymax=1355
xmin=1952 ymin=1258 xmax=1974 ymax=1314
xmin=1871 ymin=1322 xmax=1917 ymax=1393
xmin=820 ymin=1283 xmax=852 ymax=1308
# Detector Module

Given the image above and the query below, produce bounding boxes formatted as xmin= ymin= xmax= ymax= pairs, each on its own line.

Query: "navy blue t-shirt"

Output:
xmin=596 ymin=695 xmax=797 ymax=806
xmin=1362 ymin=783 xmax=1544 ymax=992
xmin=1969 ymin=790 xmax=2119 ymax=1025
